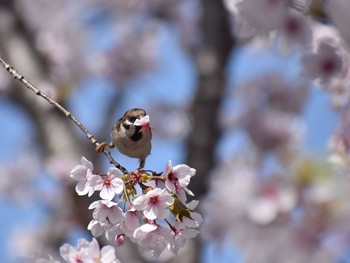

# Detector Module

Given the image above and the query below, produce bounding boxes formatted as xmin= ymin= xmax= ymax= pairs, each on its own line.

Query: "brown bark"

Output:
xmin=175 ymin=1 xmax=235 ymax=263
xmin=186 ymin=0 xmax=234 ymax=198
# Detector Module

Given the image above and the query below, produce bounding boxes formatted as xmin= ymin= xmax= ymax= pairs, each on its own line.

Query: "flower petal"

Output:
xmin=81 ymin=156 xmax=93 ymax=171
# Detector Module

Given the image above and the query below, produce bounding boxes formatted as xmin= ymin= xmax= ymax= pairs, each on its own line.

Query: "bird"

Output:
xmin=96 ymin=108 xmax=152 ymax=169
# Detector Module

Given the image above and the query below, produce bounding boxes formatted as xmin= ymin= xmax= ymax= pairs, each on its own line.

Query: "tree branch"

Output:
xmin=0 ymin=57 xmax=128 ymax=174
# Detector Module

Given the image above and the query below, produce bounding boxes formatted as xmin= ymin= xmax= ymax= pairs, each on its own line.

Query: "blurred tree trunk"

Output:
xmin=182 ymin=0 xmax=234 ymax=262
xmin=0 ymin=1 xmax=97 ymax=252
xmin=187 ymin=0 xmax=234 ymax=199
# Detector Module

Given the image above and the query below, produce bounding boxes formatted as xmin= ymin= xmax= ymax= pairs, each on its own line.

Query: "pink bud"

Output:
xmin=115 ymin=234 xmax=125 ymax=247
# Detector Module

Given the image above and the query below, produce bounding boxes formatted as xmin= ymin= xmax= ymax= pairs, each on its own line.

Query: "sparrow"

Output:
xmin=96 ymin=108 xmax=152 ymax=169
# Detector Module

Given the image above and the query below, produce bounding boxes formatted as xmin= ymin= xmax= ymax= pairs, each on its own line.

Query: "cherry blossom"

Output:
xmin=302 ymin=41 xmax=345 ymax=86
xmin=133 ymin=224 xmax=172 ymax=258
xmin=133 ymin=188 xmax=174 ymax=220
xmin=179 ymin=200 xmax=203 ymax=229
xmin=59 ymin=238 xmax=120 ymax=263
xmin=163 ymin=160 xmax=196 ymax=196
xmin=121 ymin=207 xmax=140 ymax=236
xmin=89 ymin=200 xmax=124 ymax=225
xmin=87 ymin=219 xmax=108 ymax=238
xmin=278 ymin=9 xmax=312 ymax=48
xmin=106 ymin=224 xmax=126 ymax=247
xmin=68 ymin=156 xmax=201 ymax=258
xmin=244 ymin=109 xmax=304 ymax=154
xmin=90 ymin=167 xmax=124 ymax=201
xmin=69 ymin=156 xmax=95 ymax=196
xmin=168 ymin=221 xmax=199 ymax=255
xmin=167 ymin=201 xmax=202 ymax=254
xmin=246 ymin=183 xmax=297 ymax=225
xmin=134 ymin=115 xmax=152 ymax=133
xmin=134 ymin=115 xmax=150 ymax=126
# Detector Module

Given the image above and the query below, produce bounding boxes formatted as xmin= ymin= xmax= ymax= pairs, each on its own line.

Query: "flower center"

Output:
xmin=321 ymin=59 xmax=337 ymax=74
xmin=104 ymin=178 xmax=111 ymax=186
xmin=149 ymin=196 xmax=158 ymax=204
xmin=168 ymin=172 xmax=177 ymax=181
xmin=285 ymin=17 xmax=299 ymax=35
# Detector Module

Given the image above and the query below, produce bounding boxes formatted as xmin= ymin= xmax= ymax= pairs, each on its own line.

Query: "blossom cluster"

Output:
xmin=202 ymin=156 xmax=350 ymax=262
xmin=70 ymin=157 xmax=202 ymax=258
xmin=37 ymin=238 xmax=119 ymax=263
xmin=225 ymin=0 xmax=350 ymax=97
xmin=225 ymin=0 xmax=350 ymax=176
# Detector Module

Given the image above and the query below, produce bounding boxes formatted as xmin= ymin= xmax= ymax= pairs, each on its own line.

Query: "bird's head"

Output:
xmin=120 ymin=108 xmax=151 ymax=140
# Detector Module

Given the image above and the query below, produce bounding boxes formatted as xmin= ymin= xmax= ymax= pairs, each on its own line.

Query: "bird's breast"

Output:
xmin=111 ymin=129 xmax=151 ymax=159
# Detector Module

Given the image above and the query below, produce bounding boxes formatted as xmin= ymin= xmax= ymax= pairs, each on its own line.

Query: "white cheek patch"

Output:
xmin=122 ymin=121 xmax=136 ymax=136
xmin=122 ymin=119 xmax=134 ymax=130
xmin=124 ymin=119 xmax=133 ymax=126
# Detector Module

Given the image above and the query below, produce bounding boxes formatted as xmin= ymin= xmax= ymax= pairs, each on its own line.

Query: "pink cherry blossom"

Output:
xmin=134 ymin=115 xmax=152 ymax=133
xmin=278 ymin=10 xmax=312 ymax=48
xmin=133 ymin=224 xmax=172 ymax=258
xmin=70 ymin=156 xmax=95 ymax=196
xmin=106 ymin=225 xmax=125 ymax=247
xmin=302 ymin=41 xmax=345 ymax=86
xmin=179 ymin=200 xmax=203 ymax=229
xmin=133 ymin=188 xmax=174 ymax=220
xmin=134 ymin=115 xmax=150 ymax=126
xmin=90 ymin=167 xmax=124 ymax=201
xmin=164 ymin=160 xmax=196 ymax=196
xmin=121 ymin=207 xmax=140 ymax=236
xmin=87 ymin=219 xmax=108 ymax=237
xmin=89 ymin=200 xmax=124 ymax=225
xmin=168 ymin=221 xmax=199 ymax=255
xmin=60 ymin=238 xmax=119 ymax=263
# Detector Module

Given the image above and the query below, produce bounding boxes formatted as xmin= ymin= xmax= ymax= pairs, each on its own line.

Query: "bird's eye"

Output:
xmin=123 ymin=123 xmax=130 ymax=130
xmin=127 ymin=117 xmax=136 ymax=123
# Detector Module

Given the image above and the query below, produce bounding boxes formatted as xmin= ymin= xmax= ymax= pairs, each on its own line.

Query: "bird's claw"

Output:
xmin=96 ymin=142 xmax=114 ymax=153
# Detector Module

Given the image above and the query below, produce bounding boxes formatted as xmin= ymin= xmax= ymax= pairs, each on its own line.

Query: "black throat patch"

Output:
xmin=131 ymin=126 xmax=142 ymax=141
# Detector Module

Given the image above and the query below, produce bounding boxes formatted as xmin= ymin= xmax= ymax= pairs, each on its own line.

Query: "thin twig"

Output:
xmin=0 ymin=57 xmax=128 ymax=174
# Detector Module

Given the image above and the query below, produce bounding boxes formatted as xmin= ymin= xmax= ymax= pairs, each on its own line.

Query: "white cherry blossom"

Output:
xmin=164 ymin=160 xmax=196 ymax=196
xmin=278 ymin=9 xmax=312 ymax=48
xmin=89 ymin=200 xmax=124 ymax=225
xmin=179 ymin=200 xmax=203 ymax=229
xmin=70 ymin=157 xmax=95 ymax=196
xmin=302 ymin=41 xmax=345 ymax=86
xmin=69 ymin=158 xmax=201 ymax=259
xmin=168 ymin=222 xmax=199 ymax=255
xmin=90 ymin=167 xmax=124 ymax=201
xmin=121 ymin=207 xmax=140 ymax=236
xmin=133 ymin=224 xmax=172 ymax=258
xmin=60 ymin=238 xmax=119 ymax=263
xmin=134 ymin=115 xmax=152 ymax=133
xmin=87 ymin=219 xmax=108 ymax=238
xmin=106 ymin=224 xmax=126 ymax=247
xmin=133 ymin=188 xmax=174 ymax=220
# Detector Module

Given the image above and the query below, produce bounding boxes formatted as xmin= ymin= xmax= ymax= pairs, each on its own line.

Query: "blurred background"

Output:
xmin=0 ymin=0 xmax=349 ymax=262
